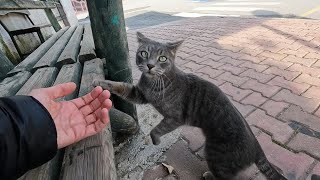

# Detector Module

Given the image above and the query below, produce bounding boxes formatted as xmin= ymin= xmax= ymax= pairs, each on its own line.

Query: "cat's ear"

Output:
xmin=167 ymin=40 xmax=184 ymax=54
xmin=137 ymin=32 xmax=149 ymax=44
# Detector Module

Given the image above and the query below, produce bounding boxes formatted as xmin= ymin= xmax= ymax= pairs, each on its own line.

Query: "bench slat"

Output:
xmin=16 ymin=67 xmax=58 ymax=95
xmin=56 ymin=25 xmax=84 ymax=68
xmin=61 ymin=58 xmax=117 ymax=180
xmin=7 ymin=27 xmax=69 ymax=76
xmin=0 ymin=0 xmax=56 ymax=10
xmin=32 ymin=26 xmax=77 ymax=71
xmin=79 ymin=24 xmax=96 ymax=63
xmin=0 ymin=71 xmax=31 ymax=97
xmin=19 ymin=63 xmax=83 ymax=180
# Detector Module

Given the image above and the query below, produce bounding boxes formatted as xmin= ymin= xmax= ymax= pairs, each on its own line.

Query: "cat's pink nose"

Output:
xmin=147 ymin=64 xmax=155 ymax=70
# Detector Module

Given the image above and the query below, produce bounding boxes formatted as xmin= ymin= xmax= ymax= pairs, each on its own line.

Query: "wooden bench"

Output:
xmin=0 ymin=24 xmax=125 ymax=180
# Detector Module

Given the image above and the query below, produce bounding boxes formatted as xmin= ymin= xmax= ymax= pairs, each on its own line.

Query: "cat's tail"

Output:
xmin=255 ymin=150 xmax=287 ymax=180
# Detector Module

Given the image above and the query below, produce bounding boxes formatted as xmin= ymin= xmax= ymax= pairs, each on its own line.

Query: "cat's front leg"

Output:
xmin=150 ymin=118 xmax=182 ymax=145
xmin=93 ymin=80 xmax=147 ymax=104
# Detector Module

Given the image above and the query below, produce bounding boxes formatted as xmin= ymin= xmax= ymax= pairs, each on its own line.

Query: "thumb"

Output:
xmin=46 ymin=82 xmax=77 ymax=99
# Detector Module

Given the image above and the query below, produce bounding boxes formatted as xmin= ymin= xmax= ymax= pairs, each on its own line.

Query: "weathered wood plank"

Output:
xmin=0 ymin=50 xmax=14 ymax=80
xmin=32 ymin=26 xmax=77 ymax=71
xmin=16 ymin=67 xmax=58 ymax=95
xmin=78 ymin=24 xmax=96 ymax=63
xmin=19 ymin=63 xmax=82 ymax=180
xmin=56 ymin=25 xmax=84 ymax=68
xmin=61 ymin=58 xmax=117 ymax=180
xmin=0 ymin=0 xmax=56 ymax=10
xmin=0 ymin=71 xmax=31 ymax=97
xmin=7 ymin=27 xmax=69 ymax=76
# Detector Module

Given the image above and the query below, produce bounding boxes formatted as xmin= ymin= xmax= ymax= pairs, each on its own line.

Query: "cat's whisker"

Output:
xmin=161 ymin=76 xmax=165 ymax=101
xmin=112 ymin=68 xmax=129 ymax=76
xmin=162 ymin=74 xmax=172 ymax=85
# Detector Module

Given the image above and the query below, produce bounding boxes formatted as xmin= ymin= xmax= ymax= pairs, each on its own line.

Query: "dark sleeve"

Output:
xmin=0 ymin=96 xmax=57 ymax=180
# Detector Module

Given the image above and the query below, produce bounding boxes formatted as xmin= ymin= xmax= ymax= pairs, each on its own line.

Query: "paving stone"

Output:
xmin=189 ymin=49 xmax=211 ymax=58
xmin=239 ymin=54 xmax=265 ymax=63
xmin=313 ymin=60 xmax=320 ymax=68
xmin=241 ymin=92 xmax=268 ymax=107
xmin=288 ymin=64 xmax=320 ymax=77
xmin=164 ymin=140 xmax=209 ymax=180
xmin=180 ymin=126 xmax=205 ymax=152
xmin=305 ymin=52 xmax=320 ymax=59
xmin=288 ymin=133 xmax=320 ymax=159
xmin=263 ymin=66 xmax=300 ymax=81
xmin=241 ymin=79 xmax=281 ymax=97
xmin=240 ymin=48 xmax=264 ymax=56
xmin=197 ymin=66 xmax=224 ymax=78
xmin=260 ymin=58 xmax=293 ymax=70
xmin=240 ymin=69 xmax=275 ymax=83
xmin=231 ymin=100 xmax=256 ymax=117
xmin=200 ymin=74 xmax=226 ymax=86
xmin=219 ymin=50 xmax=244 ymax=59
xmin=219 ymin=63 xmax=247 ymax=75
xmin=261 ymin=100 xmax=289 ymax=117
xmin=278 ymin=105 xmax=320 ymax=132
xmin=278 ymin=48 xmax=309 ymax=58
xmin=239 ymin=61 xmax=269 ymax=72
xmin=272 ymin=89 xmax=320 ymax=113
xmin=295 ymin=74 xmax=320 ymax=87
xmin=259 ymin=51 xmax=287 ymax=61
xmin=219 ymin=57 xmax=245 ymax=66
xmin=216 ymin=72 xmax=250 ymax=86
xmin=200 ymin=59 xmax=224 ymax=69
xmin=306 ymin=163 xmax=320 ymax=180
xmin=257 ymin=132 xmax=314 ymax=180
xmin=247 ymin=109 xmax=294 ymax=144
xmin=283 ymin=55 xmax=318 ymax=67
xmin=195 ymin=146 xmax=206 ymax=160
xmin=315 ymin=108 xmax=320 ymax=117
xmin=268 ymin=76 xmax=310 ymax=95
xmin=220 ymin=82 xmax=253 ymax=101
xmin=143 ymin=164 xmax=169 ymax=180
xmin=303 ymin=86 xmax=320 ymax=99
xmin=182 ymin=61 xmax=206 ymax=72
xmin=203 ymin=53 xmax=226 ymax=61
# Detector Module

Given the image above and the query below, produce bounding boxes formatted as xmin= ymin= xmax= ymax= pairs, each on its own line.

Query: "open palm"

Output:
xmin=29 ymin=82 xmax=112 ymax=149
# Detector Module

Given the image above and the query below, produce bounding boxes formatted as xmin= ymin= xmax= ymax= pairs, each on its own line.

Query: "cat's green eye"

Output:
xmin=158 ymin=56 xmax=167 ymax=62
xmin=140 ymin=51 xmax=148 ymax=58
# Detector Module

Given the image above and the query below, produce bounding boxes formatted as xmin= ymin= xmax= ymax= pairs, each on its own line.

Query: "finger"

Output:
xmin=43 ymin=82 xmax=76 ymax=99
xmin=71 ymin=86 xmax=103 ymax=108
xmin=90 ymin=90 xmax=111 ymax=110
xmin=102 ymin=99 xmax=112 ymax=110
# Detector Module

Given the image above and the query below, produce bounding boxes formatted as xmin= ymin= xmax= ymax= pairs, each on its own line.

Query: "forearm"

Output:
xmin=0 ymin=96 xmax=57 ymax=179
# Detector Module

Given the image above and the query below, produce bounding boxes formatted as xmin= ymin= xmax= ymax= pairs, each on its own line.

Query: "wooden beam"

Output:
xmin=56 ymin=25 xmax=84 ymax=68
xmin=32 ymin=26 xmax=76 ymax=71
xmin=8 ymin=27 xmax=68 ymax=76
xmin=0 ymin=0 xmax=56 ymax=10
xmin=78 ymin=24 xmax=96 ymax=63
xmin=0 ymin=71 xmax=31 ymax=97
xmin=86 ymin=0 xmax=138 ymax=122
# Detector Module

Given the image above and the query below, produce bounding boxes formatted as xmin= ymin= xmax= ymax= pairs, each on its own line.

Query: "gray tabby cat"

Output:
xmin=93 ymin=32 xmax=288 ymax=180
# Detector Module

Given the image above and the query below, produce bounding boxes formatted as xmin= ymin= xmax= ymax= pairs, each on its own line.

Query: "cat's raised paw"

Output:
xmin=93 ymin=80 xmax=113 ymax=91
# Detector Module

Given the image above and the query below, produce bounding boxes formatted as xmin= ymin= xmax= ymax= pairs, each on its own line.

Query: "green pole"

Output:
xmin=86 ymin=0 xmax=138 ymax=121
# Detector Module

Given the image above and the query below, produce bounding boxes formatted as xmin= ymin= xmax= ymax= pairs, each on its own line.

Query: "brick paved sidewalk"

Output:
xmin=119 ymin=17 xmax=320 ymax=180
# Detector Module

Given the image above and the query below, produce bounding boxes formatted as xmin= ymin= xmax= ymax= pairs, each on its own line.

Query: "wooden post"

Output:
xmin=86 ymin=0 xmax=138 ymax=121
xmin=39 ymin=0 xmax=61 ymax=32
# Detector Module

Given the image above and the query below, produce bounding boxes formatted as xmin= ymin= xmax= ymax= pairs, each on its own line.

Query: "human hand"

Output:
xmin=29 ymin=82 xmax=112 ymax=149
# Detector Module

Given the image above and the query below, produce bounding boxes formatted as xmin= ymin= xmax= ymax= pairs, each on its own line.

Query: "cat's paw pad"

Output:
xmin=93 ymin=80 xmax=113 ymax=90
xmin=203 ymin=171 xmax=215 ymax=180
